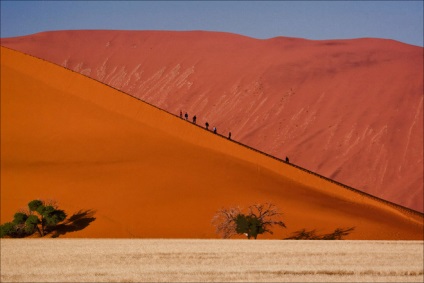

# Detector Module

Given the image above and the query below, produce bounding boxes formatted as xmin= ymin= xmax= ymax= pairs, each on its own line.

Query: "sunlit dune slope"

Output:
xmin=2 ymin=30 xmax=422 ymax=213
xmin=1 ymin=47 xmax=423 ymax=239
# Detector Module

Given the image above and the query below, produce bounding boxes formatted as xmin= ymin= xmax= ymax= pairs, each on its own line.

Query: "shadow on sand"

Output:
xmin=52 ymin=209 xmax=96 ymax=238
xmin=284 ymin=227 xmax=355 ymax=240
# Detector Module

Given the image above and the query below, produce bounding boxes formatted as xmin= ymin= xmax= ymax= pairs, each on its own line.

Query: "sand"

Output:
xmin=1 ymin=30 xmax=422 ymax=212
xmin=1 ymin=47 xmax=423 ymax=239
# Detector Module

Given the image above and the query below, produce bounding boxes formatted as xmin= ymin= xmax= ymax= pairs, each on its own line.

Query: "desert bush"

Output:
xmin=24 ymin=215 xmax=39 ymax=235
xmin=235 ymin=214 xmax=265 ymax=239
xmin=42 ymin=207 xmax=66 ymax=229
xmin=0 ymin=199 xmax=67 ymax=238
xmin=28 ymin=200 xmax=44 ymax=212
xmin=213 ymin=203 xmax=286 ymax=239
xmin=30 ymin=201 xmax=67 ymax=236
xmin=12 ymin=212 xmax=28 ymax=225
xmin=0 ymin=222 xmax=16 ymax=238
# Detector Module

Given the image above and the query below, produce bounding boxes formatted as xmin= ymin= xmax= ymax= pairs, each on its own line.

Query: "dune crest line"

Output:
xmin=1 ymin=46 xmax=422 ymax=239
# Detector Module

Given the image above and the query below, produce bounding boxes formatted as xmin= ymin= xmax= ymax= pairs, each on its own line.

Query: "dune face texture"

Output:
xmin=1 ymin=30 xmax=422 ymax=213
xmin=1 ymin=47 xmax=423 ymax=239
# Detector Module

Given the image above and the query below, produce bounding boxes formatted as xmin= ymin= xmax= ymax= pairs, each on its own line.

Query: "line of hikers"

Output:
xmin=179 ymin=110 xmax=289 ymax=164
xmin=180 ymin=110 xmax=231 ymax=139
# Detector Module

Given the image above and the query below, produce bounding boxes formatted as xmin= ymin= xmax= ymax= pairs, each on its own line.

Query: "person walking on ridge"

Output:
xmin=179 ymin=110 xmax=182 ymax=118
xmin=184 ymin=112 xmax=188 ymax=120
xmin=193 ymin=115 xmax=197 ymax=124
xmin=213 ymin=127 xmax=217 ymax=134
xmin=205 ymin=122 xmax=209 ymax=130
xmin=228 ymin=132 xmax=232 ymax=139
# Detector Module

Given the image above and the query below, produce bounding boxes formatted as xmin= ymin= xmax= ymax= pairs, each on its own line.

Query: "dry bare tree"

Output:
xmin=211 ymin=206 xmax=241 ymax=239
xmin=247 ymin=203 xmax=286 ymax=238
xmin=212 ymin=203 xmax=286 ymax=239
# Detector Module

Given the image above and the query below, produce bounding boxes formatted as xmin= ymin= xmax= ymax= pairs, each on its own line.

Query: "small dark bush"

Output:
xmin=0 ymin=222 xmax=16 ymax=238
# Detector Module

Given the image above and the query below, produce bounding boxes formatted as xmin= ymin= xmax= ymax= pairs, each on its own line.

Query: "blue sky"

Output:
xmin=1 ymin=1 xmax=423 ymax=46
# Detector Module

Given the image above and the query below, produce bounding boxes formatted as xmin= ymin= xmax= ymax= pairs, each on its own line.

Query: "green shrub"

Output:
xmin=24 ymin=215 xmax=39 ymax=235
xmin=1 ymin=199 xmax=68 ymax=237
xmin=12 ymin=212 xmax=28 ymax=225
xmin=28 ymin=200 xmax=43 ymax=212
xmin=0 ymin=222 xmax=16 ymax=238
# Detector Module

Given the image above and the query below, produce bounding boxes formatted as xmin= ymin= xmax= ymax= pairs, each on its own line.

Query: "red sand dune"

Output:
xmin=1 ymin=30 xmax=422 ymax=213
xmin=1 ymin=47 xmax=423 ymax=239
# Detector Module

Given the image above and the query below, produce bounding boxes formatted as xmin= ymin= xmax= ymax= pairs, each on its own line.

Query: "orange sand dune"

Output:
xmin=1 ymin=30 xmax=422 ymax=213
xmin=1 ymin=47 xmax=423 ymax=239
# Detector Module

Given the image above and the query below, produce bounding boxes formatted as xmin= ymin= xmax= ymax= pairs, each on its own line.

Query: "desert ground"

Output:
xmin=1 ymin=239 xmax=423 ymax=282
xmin=1 ymin=47 xmax=423 ymax=240
xmin=2 ymin=30 xmax=422 ymax=212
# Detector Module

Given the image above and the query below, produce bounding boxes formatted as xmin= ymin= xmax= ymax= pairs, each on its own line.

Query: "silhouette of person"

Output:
xmin=228 ymin=132 xmax=231 ymax=139
xmin=285 ymin=156 xmax=289 ymax=163
xmin=213 ymin=127 xmax=217 ymax=134
xmin=179 ymin=110 xmax=182 ymax=118
xmin=193 ymin=115 xmax=197 ymax=124
xmin=205 ymin=122 xmax=209 ymax=129
xmin=184 ymin=112 xmax=188 ymax=120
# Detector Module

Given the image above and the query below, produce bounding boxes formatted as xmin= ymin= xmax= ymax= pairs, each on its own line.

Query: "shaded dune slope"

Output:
xmin=1 ymin=30 xmax=422 ymax=213
xmin=1 ymin=47 xmax=423 ymax=239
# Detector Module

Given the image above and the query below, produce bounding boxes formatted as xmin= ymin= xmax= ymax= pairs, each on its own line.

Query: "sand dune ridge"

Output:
xmin=1 ymin=46 xmax=422 ymax=239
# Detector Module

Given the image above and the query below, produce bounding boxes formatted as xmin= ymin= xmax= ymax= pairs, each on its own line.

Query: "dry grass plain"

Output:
xmin=1 ymin=239 xmax=422 ymax=282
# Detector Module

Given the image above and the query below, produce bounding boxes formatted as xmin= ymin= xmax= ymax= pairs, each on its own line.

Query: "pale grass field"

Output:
xmin=1 ymin=239 xmax=423 ymax=282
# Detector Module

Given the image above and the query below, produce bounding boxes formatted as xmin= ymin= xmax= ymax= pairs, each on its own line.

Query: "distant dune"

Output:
xmin=1 ymin=30 xmax=422 ymax=213
xmin=1 ymin=47 xmax=422 ymax=239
